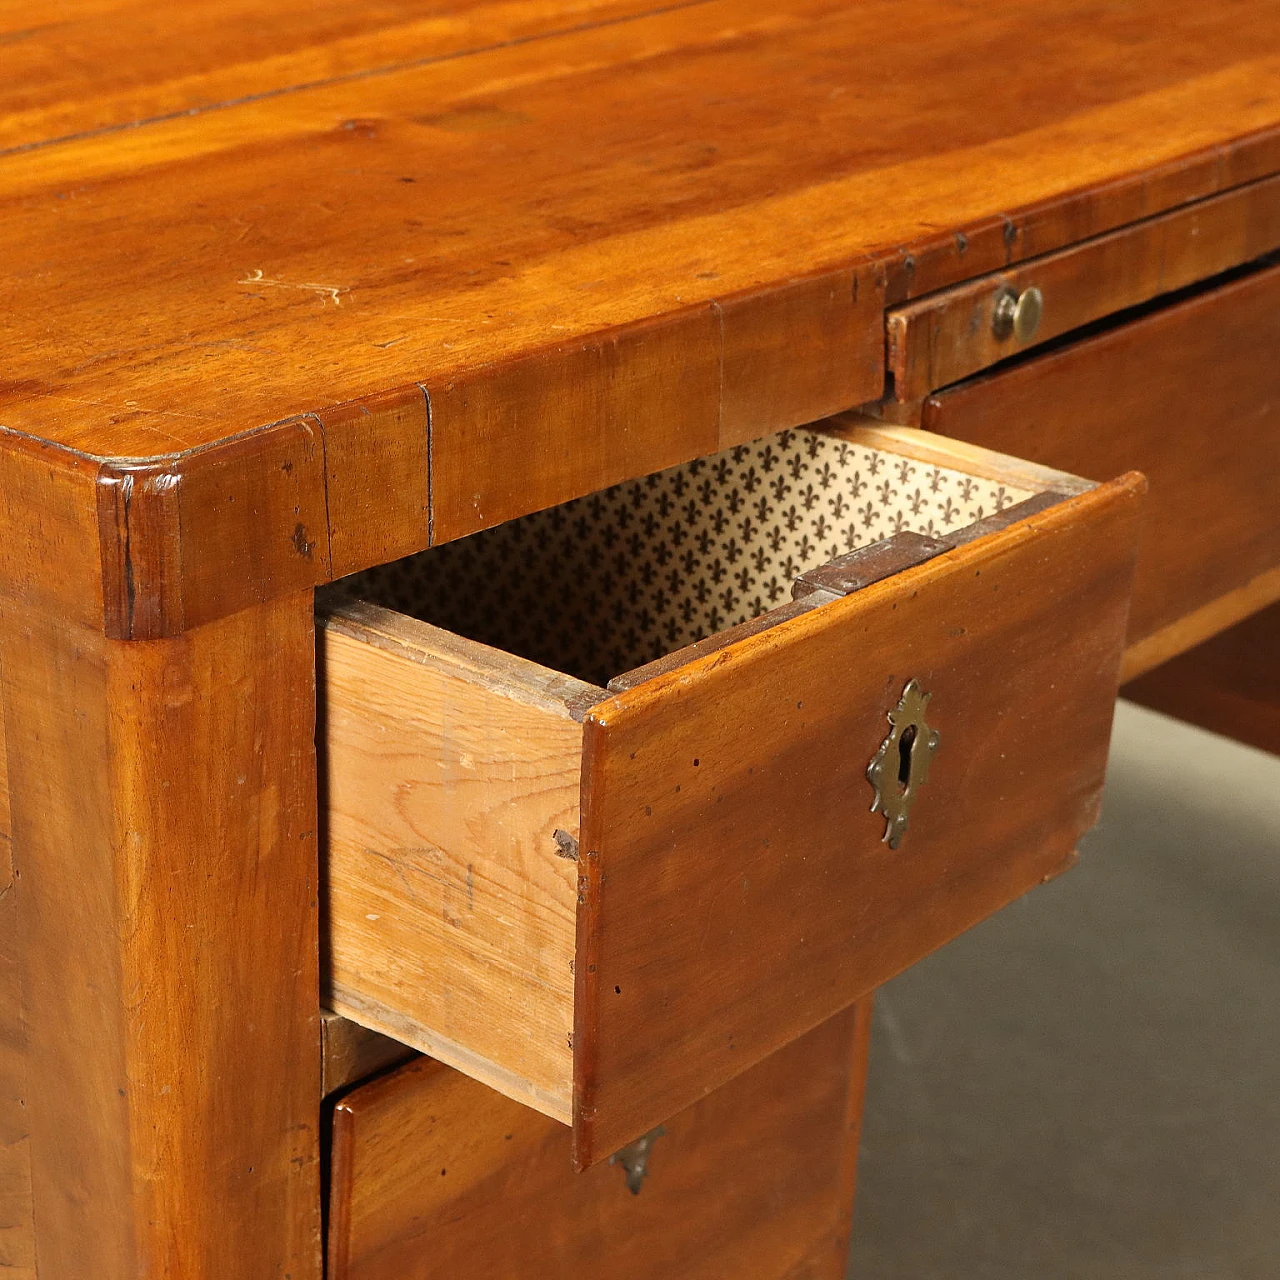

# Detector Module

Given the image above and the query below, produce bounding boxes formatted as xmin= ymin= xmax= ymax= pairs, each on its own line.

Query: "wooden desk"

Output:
xmin=0 ymin=3 xmax=1276 ymax=1275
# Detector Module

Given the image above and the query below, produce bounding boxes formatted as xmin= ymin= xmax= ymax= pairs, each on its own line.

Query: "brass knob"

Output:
xmin=992 ymin=285 xmax=1043 ymax=342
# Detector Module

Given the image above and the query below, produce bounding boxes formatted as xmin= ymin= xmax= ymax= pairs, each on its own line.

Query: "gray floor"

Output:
xmin=848 ymin=701 xmax=1280 ymax=1280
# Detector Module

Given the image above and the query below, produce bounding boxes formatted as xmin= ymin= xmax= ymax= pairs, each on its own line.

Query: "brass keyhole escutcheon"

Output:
xmin=866 ymin=679 xmax=940 ymax=849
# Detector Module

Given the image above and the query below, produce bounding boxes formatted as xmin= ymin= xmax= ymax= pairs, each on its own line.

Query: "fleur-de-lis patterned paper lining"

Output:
xmin=343 ymin=428 xmax=1036 ymax=687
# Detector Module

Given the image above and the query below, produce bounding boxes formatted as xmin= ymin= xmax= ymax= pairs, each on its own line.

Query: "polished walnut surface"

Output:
xmin=1 ymin=0 xmax=1276 ymax=648
xmin=1 ymin=0 xmax=1277 ymax=466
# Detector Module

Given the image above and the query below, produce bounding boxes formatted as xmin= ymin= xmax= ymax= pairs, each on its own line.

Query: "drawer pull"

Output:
xmin=867 ymin=679 xmax=940 ymax=849
xmin=992 ymin=285 xmax=1043 ymax=342
xmin=608 ymin=1125 xmax=666 ymax=1195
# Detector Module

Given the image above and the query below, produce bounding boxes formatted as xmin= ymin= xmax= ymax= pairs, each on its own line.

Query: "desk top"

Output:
xmin=0 ymin=0 xmax=1277 ymax=633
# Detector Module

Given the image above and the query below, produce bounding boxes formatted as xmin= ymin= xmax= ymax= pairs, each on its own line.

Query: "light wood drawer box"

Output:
xmin=318 ymin=418 xmax=1144 ymax=1166
xmin=328 ymin=1005 xmax=870 ymax=1280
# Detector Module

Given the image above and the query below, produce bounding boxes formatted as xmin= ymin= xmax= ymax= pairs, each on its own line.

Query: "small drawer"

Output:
xmin=319 ymin=418 xmax=1144 ymax=1166
xmin=328 ymin=1005 xmax=870 ymax=1280
xmin=886 ymin=174 xmax=1280 ymax=402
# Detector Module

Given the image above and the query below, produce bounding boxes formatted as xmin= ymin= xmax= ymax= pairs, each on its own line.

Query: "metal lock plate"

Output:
xmin=866 ymin=679 xmax=940 ymax=849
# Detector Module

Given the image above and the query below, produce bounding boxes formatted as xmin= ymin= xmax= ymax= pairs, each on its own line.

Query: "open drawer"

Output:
xmin=318 ymin=416 xmax=1144 ymax=1166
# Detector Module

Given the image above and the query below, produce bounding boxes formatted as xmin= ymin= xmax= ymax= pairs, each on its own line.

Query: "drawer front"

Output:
xmin=329 ymin=1004 xmax=870 ymax=1280
xmin=321 ymin=423 xmax=1144 ymax=1165
xmin=887 ymin=174 xmax=1280 ymax=402
xmin=923 ymin=262 xmax=1280 ymax=678
xmin=573 ymin=455 xmax=1140 ymax=1163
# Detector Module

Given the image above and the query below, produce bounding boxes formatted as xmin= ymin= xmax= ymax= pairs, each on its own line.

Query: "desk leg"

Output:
xmin=828 ymin=994 xmax=874 ymax=1280
xmin=0 ymin=592 xmax=322 ymax=1279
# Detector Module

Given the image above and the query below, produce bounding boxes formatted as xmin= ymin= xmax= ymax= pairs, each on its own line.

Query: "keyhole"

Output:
xmin=897 ymin=723 xmax=918 ymax=790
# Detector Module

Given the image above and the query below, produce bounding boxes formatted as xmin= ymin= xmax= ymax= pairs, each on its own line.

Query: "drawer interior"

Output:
xmin=330 ymin=420 xmax=1070 ymax=688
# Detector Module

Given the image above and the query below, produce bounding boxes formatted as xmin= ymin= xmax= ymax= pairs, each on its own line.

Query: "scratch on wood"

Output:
xmin=238 ymin=268 xmax=347 ymax=306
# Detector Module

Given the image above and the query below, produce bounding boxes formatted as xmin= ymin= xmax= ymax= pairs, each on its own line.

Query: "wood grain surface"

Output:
xmin=0 ymin=0 xmax=677 ymax=153
xmin=1124 ymin=603 xmax=1280 ymax=757
xmin=329 ymin=1003 xmax=871 ymax=1280
xmin=888 ymin=173 xmax=1280 ymax=401
xmin=0 ymin=0 xmax=1275 ymax=542
xmin=317 ymin=388 xmax=432 ymax=580
xmin=0 ymin=594 xmax=322 ymax=1279
xmin=573 ymin=473 xmax=1145 ymax=1164
xmin=923 ymin=262 xmax=1280 ymax=664
xmin=322 ymin=602 xmax=603 ymax=1121
xmin=0 ymin=0 xmax=1273 ymax=646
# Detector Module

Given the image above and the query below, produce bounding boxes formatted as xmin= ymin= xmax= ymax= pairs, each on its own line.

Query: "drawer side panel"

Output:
xmin=321 ymin=608 xmax=586 ymax=1119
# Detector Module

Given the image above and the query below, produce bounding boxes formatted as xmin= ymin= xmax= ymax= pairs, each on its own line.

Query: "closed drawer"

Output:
xmin=922 ymin=261 xmax=1280 ymax=679
xmin=328 ymin=1005 xmax=870 ymax=1280
xmin=886 ymin=175 xmax=1280 ymax=403
xmin=319 ymin=418 xmax=1144 ymax=1165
